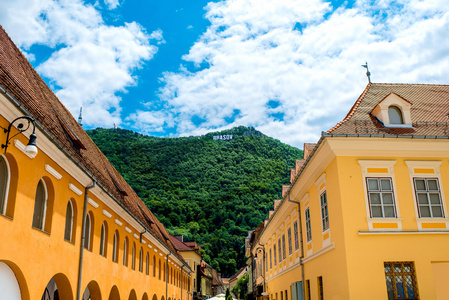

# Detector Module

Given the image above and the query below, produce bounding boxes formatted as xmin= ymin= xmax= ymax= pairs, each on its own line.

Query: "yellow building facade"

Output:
xmin=251 ymin=83 xmax=449 ymax=300
xmin=0 ymin=26 xmax=192 ymax=300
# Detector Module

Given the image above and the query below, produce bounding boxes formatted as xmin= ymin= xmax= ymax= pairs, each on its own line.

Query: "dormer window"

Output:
xmin=388 ymin=106 xmax=404 ymax=124
xmin=371 ymin=93 xmax=412 ymax=128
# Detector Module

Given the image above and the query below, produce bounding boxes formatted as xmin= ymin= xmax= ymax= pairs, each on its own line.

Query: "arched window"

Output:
xmin=32 ymin=179 xmax=48 ymax=230
xmin=132 ymin=243 xmax=136 ymax=270
xmin=123 ymin=237 xmax=129 ymax=266
xmin=153 ymin=256 xmax=156 ymax=277
xmin=159 ymin=259 xmax=161 ymax=279
xmin=163 ymin=262 xmax=166 ymax=282
xmin=0 ymin=155 xmax=10 ymax=216
xmin=388 ymin=106 xmax=404 ymax=124
xmin=139 ymin=247 xmax=143 ymax=272
xmin=99 ymin=221 xmax=108 ymax=257
xmin=146 ymin=252 xmax=149 ymax=275
xmin=84 ymin=212 xmax=93 ymax=250
xmin=113 ymin=231 xmax=119 ymax=262
xmin=64 ymin=200 xmax=74 ymax=242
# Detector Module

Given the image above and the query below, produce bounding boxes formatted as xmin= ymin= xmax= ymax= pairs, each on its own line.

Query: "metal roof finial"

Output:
xmin=361 ymin=62 xmax=371 ymax=83
xmin=78 ymin=107 xmax=83 ymax=126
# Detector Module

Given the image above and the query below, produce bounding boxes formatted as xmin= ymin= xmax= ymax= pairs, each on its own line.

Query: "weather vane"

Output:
xmin=361 ymin=62 xmax=371 ymax=83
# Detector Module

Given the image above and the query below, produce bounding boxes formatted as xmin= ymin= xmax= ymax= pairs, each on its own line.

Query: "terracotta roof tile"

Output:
xmin=0 ymin=26 xmax=183 ymax=261
xmin=327 ymin=83 xmax=449 ymax=136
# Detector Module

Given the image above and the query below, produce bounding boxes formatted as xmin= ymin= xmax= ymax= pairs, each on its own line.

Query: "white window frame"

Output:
xmin=287 ymin=227 xmax=292 ymax=256
xmin=64 ymin=200 xmax=74 ymax=242
xmin=123 ymin=238 xmax=128 ymax=266
xmin=113 ymin=231 xmax=118 ymax=262
xmin=33 ymin=178 xmax=48 ymax=231
xmin=304 ymin=206 xmax=313 ymax=252
xmin=139 ymin=247 xmax=143 ymax=272
xmin=405 ymin=161 xmax=449 ymax=231
xmin=99 ymin=222 xmax=107 ymax=256
xmin=358 ymin=160 xmax=402 ymax=231
xmin=316 ymin=173 xmax=331 ymax=246
xmin=0 ymin=154 xmax=11 ymax=216
xmin=132 ymin=243 xmax=136 ymax=270
xmin=84 ymin=213 xmax=92 ymax=250
xmin=293 ymin=221 xmax=299 ymax=252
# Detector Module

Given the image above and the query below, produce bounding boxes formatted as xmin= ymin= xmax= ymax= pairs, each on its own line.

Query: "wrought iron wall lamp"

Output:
xmin=1 ymin=116 xmax=38 ymax=158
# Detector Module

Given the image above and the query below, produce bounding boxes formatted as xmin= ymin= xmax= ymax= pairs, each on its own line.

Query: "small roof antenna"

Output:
xmin=361 ymin=62 xmax=371 ymax=83
xmin=78 ymin=107 xmax=83 ymax=126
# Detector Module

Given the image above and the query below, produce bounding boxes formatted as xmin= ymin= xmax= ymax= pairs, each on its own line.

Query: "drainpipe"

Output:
xmin=287 ymin=193 xmax=305 ymax=300
xmin=76 ymin=181 xmax=96 ymax=300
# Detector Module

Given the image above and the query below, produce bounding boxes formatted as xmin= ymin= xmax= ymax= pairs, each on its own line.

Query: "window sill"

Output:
xmin=366 ymin=217 xmax=403 ymax=231
xmin=415 ymin=217 xmax=449 ymax=231
xmin=383 ymin=124 xmax=413 ymax=128
xmin=31 ymin=226 xmax=51 ymax=236
xmin=0 ymin=213 xmax=13 ymax=221
xmin=63 ymin=239 xmax=76 ymax=245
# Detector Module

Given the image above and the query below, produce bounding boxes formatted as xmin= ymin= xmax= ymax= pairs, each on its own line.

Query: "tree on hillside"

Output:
xmin=88 ymin=127 xmax=303 ymax=276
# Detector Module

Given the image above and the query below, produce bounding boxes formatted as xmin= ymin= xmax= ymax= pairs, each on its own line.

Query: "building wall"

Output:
xmin=181 ymin=251 xmax=202 ymax=296
xmin=256 ymin=137 xmax=449 ymax=300
xmin=0 ymin=95 xmax=191 ymax=300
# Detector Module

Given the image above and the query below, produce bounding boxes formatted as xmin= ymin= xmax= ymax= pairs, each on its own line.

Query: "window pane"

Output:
xmin=385 ymin=276 xmax=394 ymax=299
xmin=417 ymin=193 xmax=428 ymax=204
xmin=431 ymin=206 xmax=443 ymax=218
xmin=415 ymin=179 xmax=426 ymax=191
xmin=396 ymin=276 xmax=404 ymax=298
xmin=370 ymin=193 xmax=381 ymax=204
xmin=405 ymin=275 xmax=415 ymax=298
xmin=0 ymin=156 xmax=8 ymax=214
xmin=427 ymin=179 xmax=438 ymax=191
xmin=403 ymin=264 xmax=411 ymax=272
xmin=382 ymin=193 xmax=393 ymax=204
xmin=384 ymin=206 xmax=395 ymax=218
xmin=32 ymin=180 xmax=46 ymax=229
xmin=371 ymin=206 xmax=383 ymax=217
xmin=84 ymin=216 xmax=91 ymax=250
xmin=388 ymin=106 xmax=403 ymax=124
xmin=380 ymin=179 xmax=392 ymax=191
xmin=367 ymin=179 xmax=379 ymax=191
xmin=429 ymin=193 xmax=441 ymax=204
xmin=64 ymin=202 xmax=73 ymax=241
xmin=419 ymin=206 xmax=431 ymax=217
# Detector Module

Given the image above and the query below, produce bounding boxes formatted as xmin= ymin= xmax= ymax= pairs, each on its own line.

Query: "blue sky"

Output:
xmin=1 ymin=0 xmax=449 ymax=147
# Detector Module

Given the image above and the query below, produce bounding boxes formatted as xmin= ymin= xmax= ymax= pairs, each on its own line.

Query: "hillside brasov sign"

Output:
xmin=213 ymin=134 xmax=233 ymax=140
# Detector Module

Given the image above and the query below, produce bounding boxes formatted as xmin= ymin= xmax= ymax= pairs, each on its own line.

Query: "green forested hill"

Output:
xmin=87 ymin=126 xmax=302 ymax=276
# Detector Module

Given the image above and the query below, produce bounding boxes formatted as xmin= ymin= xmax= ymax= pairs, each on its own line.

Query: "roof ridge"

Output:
xmin=371 ymin=82 xmax=449 ymax=86
xmin=327 ymin=83 xmax=372 ymax=133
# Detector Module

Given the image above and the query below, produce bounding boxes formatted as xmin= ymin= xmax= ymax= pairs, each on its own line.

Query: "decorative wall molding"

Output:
xmin=45 ymin=164 xmax=62 ymax=180
xmin=115 ymin=219 xmax=123 ymax=226
xmin=102 ymin=209 xmax=112 ymax=218
xmin=88 ymin=198 xmax=99 ymax=208
xmin=69 ymin=183 xmax=83 ymax=196
xmin=125 ymin=227 xmax=132 ymax=233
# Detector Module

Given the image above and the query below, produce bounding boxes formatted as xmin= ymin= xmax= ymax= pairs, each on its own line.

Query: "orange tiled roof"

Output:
xmin=327 ymin=83 xmax=449 ymax=136
xmin=303 ymin=143 xmax=316 ymax=152
xmin=0 ymin=26 xmax=183 ymax=260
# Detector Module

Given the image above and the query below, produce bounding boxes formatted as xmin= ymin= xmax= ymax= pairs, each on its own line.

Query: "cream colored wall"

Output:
xmin=257 ymin=136 xmax=449 ymax=299
xmin=179 ymin=250 xmax=201 ymax=294
xmin=335 ymin=149 xmax=449 ymax=300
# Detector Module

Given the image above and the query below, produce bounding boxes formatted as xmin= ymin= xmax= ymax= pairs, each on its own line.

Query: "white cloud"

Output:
xmin=0 ymin=0 xmax=160 ymax=127
xmin=104 ymin=0 xmax=120 ymax=10
xmin=132 ymin=0 xmax=449 ymax=147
